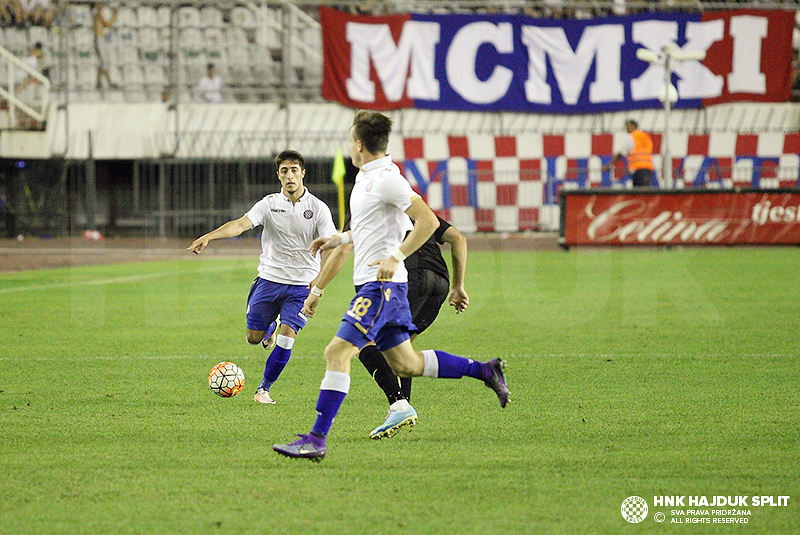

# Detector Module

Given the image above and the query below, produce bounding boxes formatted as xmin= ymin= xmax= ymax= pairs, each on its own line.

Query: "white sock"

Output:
xmin=276 ymin=334 xmax=294 ymax=349
xmin=390 ymin=399 xmax=411 ymax=412
xmin=422 ymin=349 xmax=439 ymax=378
xmin=320 ymin=370 xmax=351 ymax=393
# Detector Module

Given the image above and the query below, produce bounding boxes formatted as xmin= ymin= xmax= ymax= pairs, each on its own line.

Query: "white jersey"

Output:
xmin=350 ymin=155 xmax=419 ymax=286
xmin=197 ymin=74 xmax=223 ymax=103
xmin=246 ymin=189 xmax=337 ymax=285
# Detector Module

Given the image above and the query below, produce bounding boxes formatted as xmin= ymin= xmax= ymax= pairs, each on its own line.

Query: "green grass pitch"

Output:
xmin=1 ymin=246 xmax=798 ymax=534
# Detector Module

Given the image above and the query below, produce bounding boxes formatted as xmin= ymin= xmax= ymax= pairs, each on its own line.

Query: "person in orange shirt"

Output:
xmin=605 ymin=119 xmax=655 ymax=187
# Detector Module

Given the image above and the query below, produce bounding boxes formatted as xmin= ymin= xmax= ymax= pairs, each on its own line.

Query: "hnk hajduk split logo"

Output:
xmin=621 ymin=496 xmax=648 ymax=523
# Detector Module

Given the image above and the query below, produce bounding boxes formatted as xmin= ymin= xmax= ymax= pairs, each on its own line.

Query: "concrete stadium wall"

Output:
xmin=1 ymin=101 xmax=799 ymax=160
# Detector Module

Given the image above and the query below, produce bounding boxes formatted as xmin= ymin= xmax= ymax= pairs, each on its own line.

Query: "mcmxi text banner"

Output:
xmin=320 ymin=7 xmax=793 ymax=113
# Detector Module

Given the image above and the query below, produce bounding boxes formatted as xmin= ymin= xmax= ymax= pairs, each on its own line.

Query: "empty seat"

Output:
xmin=224 ymin=27 xmax=249 ymax=47
xmin=227 ymin=45 xmax=253 ymax=85
xmin=231 ymin=6 xmax=257 ymax=30
xmin=117 ymin=27 xmax=139 ymax=46
xmin=73 ymin=63 xmax=97 ymax=89
xmin=204 ymin=27 xmax=225 ymax=50
xmin=157 ymin=6 xmax=172 ymax=27
xmin=178 ymin=6 xmax=202 ymax=27
xmin=201 ymin=6 xmax=224 ymax=27
xmin=114 ymin=29 xmax=140 ymax=65
xmin=184 ymin=63 xmax=207 ymax=87
xmin=117 ymin=6 xmax=138 ymax=28
xmin=138 ymin=28 xmax=161 ymax=52
xmin=137 ymin=5 xmax=159 ymax=27
xmin=70 ymin=4 xmax=93 ymax=27
xmin=249 ymin=45 xmax=276 ymax=84
xmin=143 ymin=63 xmax=167 ymax=88
xmin=4 ymin=28 xmax=28 ymax=55
xmin=179 ymin=27 xmax=204 ymax=46
xmin=227 ymin=44 xmax=249 ymax=66
xmin=71 ymin=28 xmax=95 ymax=60
xmin=122 ymin=65 xmax=145 ymax=88
xmin=138 ymin=28 xmax=168 ymax=65
xmin=179 ymin=27 xmax=205 ymax=63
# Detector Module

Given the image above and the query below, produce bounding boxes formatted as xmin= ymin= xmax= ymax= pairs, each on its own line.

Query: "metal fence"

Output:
xmin=0 ymin=157 xmax=345 ymax=238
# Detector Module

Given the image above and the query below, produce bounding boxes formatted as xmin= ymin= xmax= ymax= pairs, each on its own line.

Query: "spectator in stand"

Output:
xmin=93 ymin=2 xmax=119 ymax=89
xmin=15 ymin=41 xmax=45 ymax=96
xmin=1 ymin=0 xmax=26 ymax=27
xmin=348 ymin=0 xmax=382 ymax=15
xmin=197 ymin=63 xmax=223 ymax=103
xmin=25 ymin=0 xmax=54 ymax=27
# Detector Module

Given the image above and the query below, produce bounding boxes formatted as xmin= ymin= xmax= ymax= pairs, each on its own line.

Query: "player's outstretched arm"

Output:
xmin=442 ymin=225 xmax=469 ymax=313
xmin=309 ymin=231 xmax=351 ymax=257
xmin=187 ymin=215 xmax=253 ymax=254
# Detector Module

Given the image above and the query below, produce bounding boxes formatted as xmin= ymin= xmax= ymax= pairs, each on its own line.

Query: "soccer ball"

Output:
xmin=208 ymin=361 xmax=245 ymax=398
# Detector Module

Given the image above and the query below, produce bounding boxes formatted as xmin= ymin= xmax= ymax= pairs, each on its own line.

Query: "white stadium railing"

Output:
xmin=0 ymin=45 xmax=51 ymax=129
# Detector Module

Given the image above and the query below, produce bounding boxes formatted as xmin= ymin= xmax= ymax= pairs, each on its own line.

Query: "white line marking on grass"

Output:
xmin=0 ymin=264 xmax=243 ymax=295
xmin=0 ymin=354 xmax=317 ymax=361
xmin=0 ymin=354 xmax=205 ymax=361
xmin=0 ymin=271 xmax=172 ymax=295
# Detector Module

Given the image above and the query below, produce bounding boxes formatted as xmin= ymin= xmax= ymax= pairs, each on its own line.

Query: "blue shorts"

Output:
xmin=245 ymin=277 xmax=308 ymax=334
xmin=335 ymin=281 xmax=417 ymax=352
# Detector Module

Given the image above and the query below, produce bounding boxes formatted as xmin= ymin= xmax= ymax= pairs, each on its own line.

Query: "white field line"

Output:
xmin=0 ymin=247 xmax=251 ymax=256
xmin=0 ymin=247 xmax=178 ymax=255
xmin=1 ymin=353 xmax=794 ymax=362
xmin=0 ymin=263 xmax=243 ymax=295
xmin=0 ymin=354 xmax=318 ymax=361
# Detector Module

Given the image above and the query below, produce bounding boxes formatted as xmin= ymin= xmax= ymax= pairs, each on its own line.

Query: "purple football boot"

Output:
xmin=273 ymin=433 xmax=326 ymax=462
xmin=483 ymin=358 xmax=509 ymax=407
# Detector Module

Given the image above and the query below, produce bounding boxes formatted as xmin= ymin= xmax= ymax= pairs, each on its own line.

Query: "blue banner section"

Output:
xmin=409 ymin=12 xmax=703 ymax=113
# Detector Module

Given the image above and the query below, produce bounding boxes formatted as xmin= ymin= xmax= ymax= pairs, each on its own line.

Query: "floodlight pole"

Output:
xmin=662 ymin=50 xmax=673 ymax=189
xmin=637 ymin=45 xmax=706 ymax=189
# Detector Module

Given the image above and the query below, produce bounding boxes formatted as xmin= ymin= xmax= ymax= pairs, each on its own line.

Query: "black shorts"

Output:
xmin=407 ymin=269 xmax=449 ymax=335
xmin=631 ymin=169 xmax=654 ymax=187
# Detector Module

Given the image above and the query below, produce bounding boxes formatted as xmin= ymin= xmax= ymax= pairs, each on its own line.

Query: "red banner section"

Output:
xmin=561 ymin=190 xmax=800 ymax=246
xmin=320 ymin=6 xmax=414 ymax=110
xmin=701 ymin=9 xmax=795 ymax=106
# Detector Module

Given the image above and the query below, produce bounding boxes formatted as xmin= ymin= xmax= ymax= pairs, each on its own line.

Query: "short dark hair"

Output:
xmin=352 ymin=110 xmax=392 ymax=154
xmin=626 ymin=119 xmax=638 ymax=128
xmin=275 ymin=150 xmax=305 ymax=169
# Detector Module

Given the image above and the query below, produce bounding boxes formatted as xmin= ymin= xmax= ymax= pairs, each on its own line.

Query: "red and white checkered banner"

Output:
xmin=393 ymin=132 xmax=800 ymax=232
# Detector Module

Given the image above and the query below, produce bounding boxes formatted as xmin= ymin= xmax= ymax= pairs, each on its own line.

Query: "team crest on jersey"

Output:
xmin=365 ymin=181 xmax=374 ymax=192
xmin=303 ymin=209 xmax=313 ymax=219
